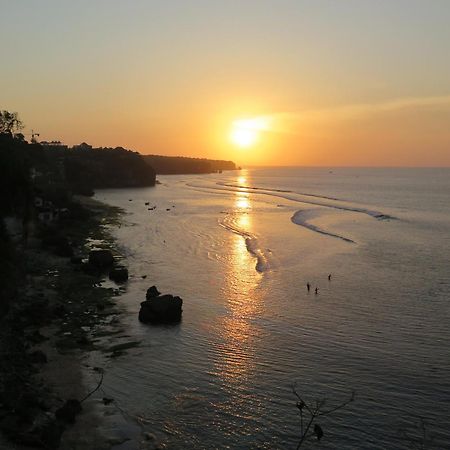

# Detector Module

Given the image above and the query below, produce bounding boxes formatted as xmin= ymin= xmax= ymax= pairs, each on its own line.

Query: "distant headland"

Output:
xmin=143 ymin=154 xmax=237 ymax=174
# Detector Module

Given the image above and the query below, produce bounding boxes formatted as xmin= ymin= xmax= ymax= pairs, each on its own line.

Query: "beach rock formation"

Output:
xmin=88 ymin=249 xmax=114 ymax=268
xmin=139 ymin=288 xmax=182 ymax=324
xmin=146 ymin=285 xmax=160 ymax=299
xmin=109 ymin=266 xmax=129 ymax=283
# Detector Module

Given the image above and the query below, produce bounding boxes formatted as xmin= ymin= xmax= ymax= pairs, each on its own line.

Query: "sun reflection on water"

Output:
xmin=236 ymin=213 xmax=250 ymax=229
xmin=237 ymin=175 xmax=247 ymax=186
xmin=215 ymin=172 xmax=264 ymax=391
xmin=236 ymin=196 xmax=250 ymax=209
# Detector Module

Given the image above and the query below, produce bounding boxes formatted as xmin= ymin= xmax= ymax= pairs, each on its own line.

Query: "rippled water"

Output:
xmin=95 ymin=167 xmax=450 ymax=449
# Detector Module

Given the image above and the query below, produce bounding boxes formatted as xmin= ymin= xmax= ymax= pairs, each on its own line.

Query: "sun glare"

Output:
xmin=230 ymin=117 xmax=271 ymax=149
xmin=231 ymin=127 xmax=258 ymax=148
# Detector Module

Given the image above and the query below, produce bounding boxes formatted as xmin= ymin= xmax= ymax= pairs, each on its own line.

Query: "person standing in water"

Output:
xmin=328 ymin=274 xmax=332 ymax=281
xmin=315 ymin=287 xmax=319 ymax=294
xmin=306 ymin=282 xmax=311 ymax=292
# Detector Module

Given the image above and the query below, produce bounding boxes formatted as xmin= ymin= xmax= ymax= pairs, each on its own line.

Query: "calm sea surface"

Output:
xmin=94 ymin=167 xmax=450 ymax=449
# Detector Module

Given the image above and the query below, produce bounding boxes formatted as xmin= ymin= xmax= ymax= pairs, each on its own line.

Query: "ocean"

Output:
xmin=94 ymin=167 xmax=450 ymax=449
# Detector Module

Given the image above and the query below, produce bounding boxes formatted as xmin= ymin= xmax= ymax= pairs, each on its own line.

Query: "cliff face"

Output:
xmin=0 ymin=135 xmax=157 ymax=318
xmin=143 ymin=154 xmax=236 ymax=174
xmin=65 ymin=147 xmax=156 ymax=191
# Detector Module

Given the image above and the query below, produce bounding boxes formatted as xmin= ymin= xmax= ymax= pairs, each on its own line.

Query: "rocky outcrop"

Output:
xmin=146 ymin=285 xmax=160 ymax=299
xmin=88 ymin=249 xmax=114 ymax=268
xmin=139 ymin=286 xmax=182 ymax=324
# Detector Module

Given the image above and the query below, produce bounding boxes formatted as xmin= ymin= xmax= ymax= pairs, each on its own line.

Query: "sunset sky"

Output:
xmin=1 ymin=0 xmax=450 ymax=166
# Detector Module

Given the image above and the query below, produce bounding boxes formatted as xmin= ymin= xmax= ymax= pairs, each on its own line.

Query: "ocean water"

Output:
xmin=94 ymin=167 xmax=450 ymax=449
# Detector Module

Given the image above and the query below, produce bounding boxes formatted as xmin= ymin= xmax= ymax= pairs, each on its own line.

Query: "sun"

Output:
xmin=229 ymin=117 xmax=271 ymax=149
xmin=231 ymin=126 xmax=258 ymax=148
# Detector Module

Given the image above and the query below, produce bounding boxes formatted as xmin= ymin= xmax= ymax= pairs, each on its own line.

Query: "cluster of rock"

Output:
xmin=139 ymin=286 xmax=183 ymax=324
xmin=81 ymin=249 xmax=129 ymax=283
xmin=82 ymin=252 xmax=184 ymax=323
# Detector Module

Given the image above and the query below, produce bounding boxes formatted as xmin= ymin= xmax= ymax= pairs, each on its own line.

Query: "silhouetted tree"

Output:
xmin=0 ymin=110 xmax=24 ymax=136
xmin=293 ymin=384 xmax=355 ymax=449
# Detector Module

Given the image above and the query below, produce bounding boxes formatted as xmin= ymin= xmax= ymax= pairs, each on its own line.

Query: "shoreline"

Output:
xmin=0 ymin=195 xmax=136 ymax=449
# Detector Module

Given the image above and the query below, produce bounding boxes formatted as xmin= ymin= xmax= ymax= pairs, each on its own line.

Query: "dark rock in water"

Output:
xmin=55 ymin=399 xmax=82 ymax=424
xmin=109 ymin=266 xmax=129 ymax=283
xmin=139 ymin=294 xmax=182 ymax=324
xmin=88 ymin=249 xmax=114 ymax=268
xmin=146 ymin=285 xmax=160 ymax=299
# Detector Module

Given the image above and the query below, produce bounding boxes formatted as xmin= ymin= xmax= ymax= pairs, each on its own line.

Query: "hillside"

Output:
xmin=143 ymin=154 xmax=236 ymax=174
xmin=64 ymin=145 xmax=156 ymax=193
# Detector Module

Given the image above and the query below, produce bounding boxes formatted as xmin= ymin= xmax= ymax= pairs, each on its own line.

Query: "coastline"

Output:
xmin=0 ymin=195 xmax=137 ymax=449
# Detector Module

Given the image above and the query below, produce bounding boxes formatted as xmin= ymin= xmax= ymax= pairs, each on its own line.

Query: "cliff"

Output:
xmin=65 ymin=147 xmax=156 ymax=193
xmin=143 ymin=154 xmax=236 ymax=174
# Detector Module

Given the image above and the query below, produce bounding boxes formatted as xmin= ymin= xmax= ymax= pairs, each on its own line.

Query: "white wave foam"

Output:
xmin=186 ymin=182 xmax=394 ymax=221
xmin=217 ymin=181 xmax=342 ymax=201
xmin=291 ymin=209 xmax=355 ymax=243
xmin=245 ymin=237 xmax=270 ymax=272
xmin=219 ymin=215 xmax=270 ymax=273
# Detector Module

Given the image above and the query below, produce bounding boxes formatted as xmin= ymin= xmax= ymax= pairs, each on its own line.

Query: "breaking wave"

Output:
xmin=186 ymin=182 xmax=394 ymax=221
xmin=219 ymin=215 xmax=271 ymax=273
xmin=291 ymin=209 xmax=355 ymax=243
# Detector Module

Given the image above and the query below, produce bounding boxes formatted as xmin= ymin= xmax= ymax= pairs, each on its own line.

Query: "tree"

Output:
xmin=293 ymin=384 xmax=355 ymax=449
xmin=0 ymin=110 xmax=24 ymax=136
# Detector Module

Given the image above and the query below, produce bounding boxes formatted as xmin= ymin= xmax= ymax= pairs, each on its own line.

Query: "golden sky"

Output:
xmin=2 ymin=1 xmax=450 ymax=166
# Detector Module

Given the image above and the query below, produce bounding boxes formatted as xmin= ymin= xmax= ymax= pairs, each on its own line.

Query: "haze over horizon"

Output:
xmin=2 ymin=0 xmax=450 ymax=166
